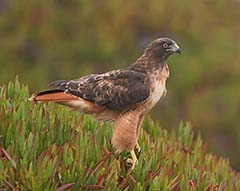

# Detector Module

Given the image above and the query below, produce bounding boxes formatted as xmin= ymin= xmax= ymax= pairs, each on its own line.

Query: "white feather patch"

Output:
xmin=150 ymin=81 xmax=166 ymax=109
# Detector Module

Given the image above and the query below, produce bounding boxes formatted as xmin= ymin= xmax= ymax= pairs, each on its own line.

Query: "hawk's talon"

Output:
xmin=126 ymin=150 xmax=138 ymax=170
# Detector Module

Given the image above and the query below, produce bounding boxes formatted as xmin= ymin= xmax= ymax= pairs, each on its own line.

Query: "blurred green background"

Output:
xmin=0 ymin=1 xmax=239 ymax=169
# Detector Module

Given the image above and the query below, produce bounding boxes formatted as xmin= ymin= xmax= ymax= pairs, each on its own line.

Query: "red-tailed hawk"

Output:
xmin=29 ymin=38 xmax=181 ymax=170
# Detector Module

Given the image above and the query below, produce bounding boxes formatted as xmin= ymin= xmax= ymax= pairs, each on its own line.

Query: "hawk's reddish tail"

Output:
xmin=28 ymin=89 xmax=78 ymax=102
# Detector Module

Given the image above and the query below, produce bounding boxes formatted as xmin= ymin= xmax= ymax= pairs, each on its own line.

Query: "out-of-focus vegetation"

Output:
xmin=0 ymin=79 xmax=240 ymax=190
xmin=0 ymin=1 xmax=240 ymax=168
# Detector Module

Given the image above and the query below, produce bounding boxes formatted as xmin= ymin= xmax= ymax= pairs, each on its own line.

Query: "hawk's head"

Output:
xmin=145 ymin=38 xmax=181 ymax=60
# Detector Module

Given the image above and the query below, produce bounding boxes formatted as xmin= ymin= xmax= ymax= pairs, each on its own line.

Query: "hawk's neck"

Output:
xmin=129 ymin=54 xmax=167 ymax=74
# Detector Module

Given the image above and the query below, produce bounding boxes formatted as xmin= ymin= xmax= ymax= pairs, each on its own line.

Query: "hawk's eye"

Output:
xmin=163 ymin=43 xmax=168 ymax=48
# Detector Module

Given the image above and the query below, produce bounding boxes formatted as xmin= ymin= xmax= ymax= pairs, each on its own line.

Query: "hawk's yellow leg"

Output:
xmin=126 ymin=150 xmax=138 ymax=170
xmin=135 ymin=142 xmax=141 ymax=153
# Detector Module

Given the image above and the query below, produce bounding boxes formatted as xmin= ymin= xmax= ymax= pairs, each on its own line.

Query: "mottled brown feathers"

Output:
xmin=48 ymin=69 xmax=150 ymax=110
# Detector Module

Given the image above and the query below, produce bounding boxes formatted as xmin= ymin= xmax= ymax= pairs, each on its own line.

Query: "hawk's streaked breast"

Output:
xmin=146 ymin=64 xmax=169 ymax=111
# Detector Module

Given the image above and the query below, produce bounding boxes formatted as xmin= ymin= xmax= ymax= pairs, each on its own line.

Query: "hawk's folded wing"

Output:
xmin=48 ymin=69 xmax=150 ymax=110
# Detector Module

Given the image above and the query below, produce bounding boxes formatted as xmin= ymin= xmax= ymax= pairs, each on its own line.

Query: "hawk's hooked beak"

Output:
xmin=170 ymin=43 xmax=181 ymax=55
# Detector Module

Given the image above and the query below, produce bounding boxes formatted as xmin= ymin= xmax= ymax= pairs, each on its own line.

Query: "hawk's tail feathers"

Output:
xmin=28 ymin=89 xmax=79 ymax=102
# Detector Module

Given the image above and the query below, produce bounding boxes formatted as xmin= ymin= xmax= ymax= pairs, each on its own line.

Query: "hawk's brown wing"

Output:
xmin=48 ymin=69 xmax=150 ymax=110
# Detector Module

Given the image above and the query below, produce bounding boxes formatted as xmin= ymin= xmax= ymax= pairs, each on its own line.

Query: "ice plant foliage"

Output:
xmin=0 ymin=78 xmax=239 ymax=190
